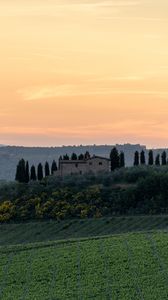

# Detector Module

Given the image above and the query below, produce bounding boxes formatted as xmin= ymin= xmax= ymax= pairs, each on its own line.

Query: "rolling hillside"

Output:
xmin=1 ymin=230 xmax=168 ymax=299
xmin=1 ymin=216 xmax=168 ymax=299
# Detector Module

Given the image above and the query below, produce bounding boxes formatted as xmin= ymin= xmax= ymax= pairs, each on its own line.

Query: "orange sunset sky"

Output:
xmin=0 ymin=0 xmax=168 ymax=147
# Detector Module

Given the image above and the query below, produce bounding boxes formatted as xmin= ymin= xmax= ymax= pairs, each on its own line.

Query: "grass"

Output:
xmin=1 ymin=215 xmax=168 ymax=246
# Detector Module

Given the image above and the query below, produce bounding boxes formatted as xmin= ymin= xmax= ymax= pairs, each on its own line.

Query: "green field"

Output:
xmin=1 ymin=215 xmax=168 ymax=246
xmin=1 ymin=216 xmax=168 ymax=299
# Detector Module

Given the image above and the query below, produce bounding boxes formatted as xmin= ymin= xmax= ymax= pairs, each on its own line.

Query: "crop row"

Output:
xmin=1 ymin=232 xmax=168 ymax=299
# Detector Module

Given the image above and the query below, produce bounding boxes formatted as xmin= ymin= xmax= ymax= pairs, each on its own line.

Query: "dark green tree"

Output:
xmin=110 ymin=147 xmax=119 ymax=171
xmin=78 ymin=154 xmax=84 ymax=160
xmin=51 ymin=160 xmax=57 ymax=174
xmin=63 ymin=154 xmax=69 ymax=160
xmin=15 ymin=158 xmax=26 ymax=183
xmin=37 ymin=163 xmax=43 ymax=181
xmin=71 ymin=153 xmax=77 ymax=160
xmin=119 ymin=152 xmax=125 ymax=168
xmin=161 ymin=151 xmax=167 ymax=165
xmin=25 ymin=161 xmax=30 ymax=183
xmin=155 ymin=154 xmax=160 ymax=166
xmin=84 ymin=151 xmax=91 ymax=159
xmin=140 ymin=150 xmax=146 ymax=165
xmin=134 ymin=151 xmax=139 ymax=166
xmin=148 ymin=150 xmax=154 ymax=165
xmin=30 ymin=165 xmax=37 ymax=181
xmin=45 ymin=161 xmax=50 ymax=177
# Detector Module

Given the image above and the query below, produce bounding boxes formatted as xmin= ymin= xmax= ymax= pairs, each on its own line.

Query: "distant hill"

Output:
xmin=0 ymin=143 xmax=167 ymax=181
xmin=0 ymin=144 xmax=146 ymax=181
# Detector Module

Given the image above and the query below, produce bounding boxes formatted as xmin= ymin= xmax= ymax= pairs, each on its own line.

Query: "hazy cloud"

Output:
xmin=18 ymin=84 xmax=168 ymax=101
xmin=0 ymin=0 xmax=142 ymax=17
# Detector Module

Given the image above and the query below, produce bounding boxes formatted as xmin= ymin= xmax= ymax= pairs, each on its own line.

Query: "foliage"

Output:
xmin=110 ymin=147 xmax=120 ymax=171
xmin=71 ymin=153 xmax=78 ymax=160
xmin=155 ymin=154 xmax=160 ymax=166
xmin=15 ymin=159 xmax=27 ymax=183
xmin=134 ymin=151 xmax=139 ymax=166
xmin=1 ymin=232 xmax=168 ymax=299
xmin=37 ymin=163 xmax=43 ymax=181
xmin=140 ymin=150 xmax=146 ymax=165
xmin=51 ymin=160 xmax=57 ymax=175
xmin=44 ymin=161 xmax=50 ymax=177
xmin=30 ymin=165 xmax=37 ymax=181
xmin=161 ymin=151 xmax=167 ymax=165
xmin=119 ymin=151 xmax=125 ymax=168
xmin=1 ymin=166 xmax=168 ymax=222
xmin=148 ymin=150 xmax=154 ymax=165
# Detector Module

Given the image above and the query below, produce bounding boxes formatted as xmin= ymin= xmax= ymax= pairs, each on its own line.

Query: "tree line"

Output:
xmin=15 ymin=149 xmax=125 ymax=183
xmin=133 ymin=150 xmax=167 ymax=166
xmin=15 ymin=148 xmax=168 ymax=183
xmin=15 ymin=159 xmax=58 ymax=183
xmin=14 ymin=152 xmax=91 ymax=183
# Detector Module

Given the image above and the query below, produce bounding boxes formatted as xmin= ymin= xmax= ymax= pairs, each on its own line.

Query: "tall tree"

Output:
xmin=134 ymin=151 xmax=139 ymax=166
xmin=30 ymin=165 xmax=37 ymax=181
xmin=119 ymin=152 xmax=125 ymax=168
xmin=25 ymin=161 xmax=30 ymax=183
xmin=45 ymin=161 xmax=50 ymax=177
xmin=140 ymin=150 xmax=146 ymax=165
xmin=110 ymin=147 xmax=119 ymax=171
xmin=148 ymin=150 xmax=154 ymax=165
xmin=161 ymin=151 xmax=167 ymax=165
xmin=51 ymin=160 xmax=57 ymax=174
xmin=71 ymin=153 xmax=77 ymax=160
xmin=15 ymin=159 xmax=26 ymax=183
xmin=37 ymin=163 xmax=43 ymax=181
xmin=155 ymin=154 xmax=160 ymax=166
xmin=84 ymin=151 xmax=91 ymax=159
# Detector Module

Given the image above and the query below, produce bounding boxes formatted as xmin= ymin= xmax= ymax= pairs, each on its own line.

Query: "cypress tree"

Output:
xmin=63 ymin=154 xmax=69 ymax=160
xmin=51 ymin=160 xmax=57 ymax=174
xmin=15 ymin=159 xmax=26 ymax=183
xmin=78 ymin=154 xmax=84 ymax=160
xmin=119 ymin=152 xmax=125 ymax=168
xmin=15 ymin=163 xmax=20 ymax=182
xmin=110 ymin=147 xmax=120 ymax=171
xmin=84 ymin=151 xmax=91 ymax=159
xmin=37 ymin=163 xmax=43 ymax=181
xmin=148 ymin=150 xmax=154 ymax=165
xmin=161 ymin=151 xmax=167 ymax=165
xmin=25 ymin=161 xmax=30 ymax=183
xmin=45 ymin=161 xmax=50 ymax=177
xmin=71 ymin=153 xmax=77 ymax=160
xmin=155 ymin=154 xmax=160 ymax=166
xmin=30 ymin=165 xmax=37 ymax=181
xmin=134 ymin=151 xmax=139 ymax=166
xmin=140 ymin=150 xmax=146 ymax=165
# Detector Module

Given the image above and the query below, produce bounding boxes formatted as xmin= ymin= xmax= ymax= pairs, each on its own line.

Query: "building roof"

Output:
xmin=60 ymin=155 xmax=110 ymax=164
xmin=88 ymin=155 xmax=110 ymax=161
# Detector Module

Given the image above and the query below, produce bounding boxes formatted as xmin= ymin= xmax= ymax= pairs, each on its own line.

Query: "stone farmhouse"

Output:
xmin=55 ymin=155 xmax=111 ymax=176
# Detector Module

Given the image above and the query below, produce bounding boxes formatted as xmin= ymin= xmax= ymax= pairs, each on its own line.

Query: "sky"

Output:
xmin=0 ymin=0 xmax=168 ymax=148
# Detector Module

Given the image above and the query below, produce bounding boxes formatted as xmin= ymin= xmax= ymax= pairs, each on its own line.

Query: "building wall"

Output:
xmin=86 ymin=157 xmax=110 ymax=174
xmin=56 ymin=157 xmax=110 ymax=176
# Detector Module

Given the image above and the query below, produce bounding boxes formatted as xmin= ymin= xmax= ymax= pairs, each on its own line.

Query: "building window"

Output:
xmin=89 ymin=162 xmax=92 ymax=165
xmin=80 ymin=171 xmax=82 ymax=175
xmin=99 ymin=162 xmax=103 ymax=165
xmin=75 ymin=163 xmax=78 ymax=168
